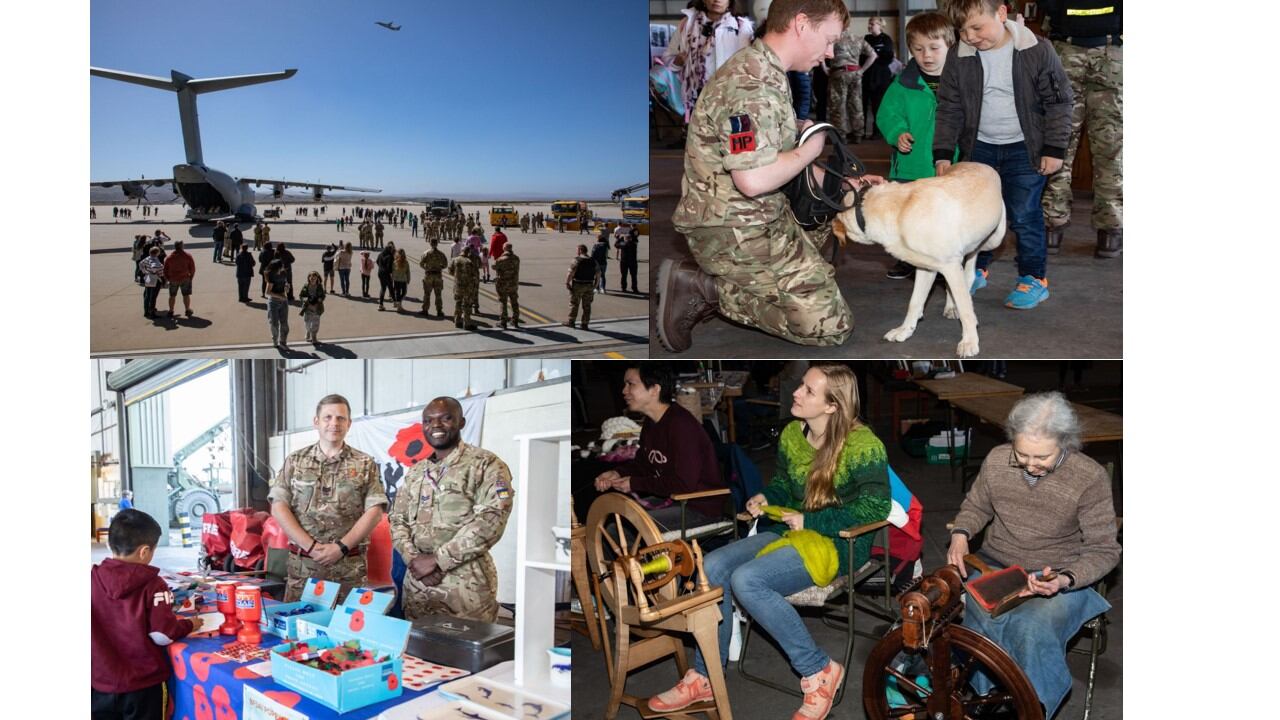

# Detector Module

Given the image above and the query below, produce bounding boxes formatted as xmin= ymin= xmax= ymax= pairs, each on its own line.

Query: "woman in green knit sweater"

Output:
xmin=649 ymin=364 xmax=890 ymax=720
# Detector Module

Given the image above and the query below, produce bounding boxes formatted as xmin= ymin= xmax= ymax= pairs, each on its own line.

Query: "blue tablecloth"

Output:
xmin=167 ymin=618 xmax=438 ymax=720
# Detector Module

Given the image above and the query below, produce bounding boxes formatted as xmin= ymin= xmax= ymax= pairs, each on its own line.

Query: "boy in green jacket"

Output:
xmin=875 ymin=12 xmax=960 ymax=279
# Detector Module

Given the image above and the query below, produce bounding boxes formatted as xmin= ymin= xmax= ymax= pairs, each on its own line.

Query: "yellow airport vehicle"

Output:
xmin=545 ymin=200 xmax=590 ymax=232
xmin=489 ymin=205 xmax=519 ymax=228
xmin=621 ymin=196 xmax=650 ymax=235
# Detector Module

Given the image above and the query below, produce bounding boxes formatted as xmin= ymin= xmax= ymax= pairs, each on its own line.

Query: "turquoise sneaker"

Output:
xmin=970 ymin=268 xmax=988 ymax=294
xmin=1004 ymin=275 xmax=1049 ymax=309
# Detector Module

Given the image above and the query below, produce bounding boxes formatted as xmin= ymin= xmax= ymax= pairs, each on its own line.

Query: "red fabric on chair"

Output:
xmin=365 ymin=514 xmax=393 ymax=586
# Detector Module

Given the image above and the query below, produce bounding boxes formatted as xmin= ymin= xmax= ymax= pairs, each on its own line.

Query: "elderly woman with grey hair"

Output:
xmin=945 ymin=391 xmax=1119 ymax=718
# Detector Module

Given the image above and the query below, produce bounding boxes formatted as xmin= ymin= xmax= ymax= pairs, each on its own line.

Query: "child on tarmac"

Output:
xmin=92 ymin=509 xmax=202 ymax=720
xmin=875 ymin=11 xmax=961 ymax=280
xmin=933 ymin=0 xmax=1072 ymax=310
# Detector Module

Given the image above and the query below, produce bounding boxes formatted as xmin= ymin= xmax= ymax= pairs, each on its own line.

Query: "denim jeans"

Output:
xmin=962 ymin=565 xmax=1111 ymax=718
xmin=212 ymin=239 xmax=223 ymax=262
xmin=787 ymin=71 xmax=812 ymax=121
xmin=338 ymin=269 xmax=350 ymax=294
xmin=267 ymin=298 xmax=289 ymax=345
xmin=968 ymin=141 xmax=1048 ymax=278
xmin=691 ymin=531 xmax=830 ymax=679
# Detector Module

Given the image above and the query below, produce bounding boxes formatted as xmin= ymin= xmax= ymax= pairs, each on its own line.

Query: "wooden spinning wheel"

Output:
xmin=862 ymin=565 xmax=1042 ymax=720
xmin=581 ymin=493 xmax=733 ymax=720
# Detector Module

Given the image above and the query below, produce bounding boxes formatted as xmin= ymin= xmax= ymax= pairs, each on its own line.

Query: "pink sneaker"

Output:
xmin=792 ymin=660 xmax=845 ymax=720
xmin=648 ymin=669 xmax=713 ymax=712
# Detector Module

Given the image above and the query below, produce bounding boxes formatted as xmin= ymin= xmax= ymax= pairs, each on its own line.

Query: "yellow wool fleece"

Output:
xmin=755 ymin=529 xmax=839 ymax=587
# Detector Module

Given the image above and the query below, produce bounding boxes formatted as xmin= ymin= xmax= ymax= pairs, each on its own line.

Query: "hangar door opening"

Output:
xmin=123 ymin=362 xmax=232 ymax=549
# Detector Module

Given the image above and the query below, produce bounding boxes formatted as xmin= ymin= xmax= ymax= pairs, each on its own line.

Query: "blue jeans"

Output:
xmin=788 ymin=71 xmax=812 ymax=121
xmin=969 ymin=141 xmax=1048 ymax=278
xmin=691 ymin=531 xmax=830 ymax=679
xmin=267 ymin=298 xmax=289 ymax=345
xmin=212 ymin=239 xmax=224 ymax=262
xmin=962 ymin=566 xmax=1111 ymax=718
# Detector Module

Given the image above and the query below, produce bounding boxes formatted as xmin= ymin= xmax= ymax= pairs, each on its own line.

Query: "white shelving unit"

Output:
xmin=512 ymin=429 xmax=570 ymax=706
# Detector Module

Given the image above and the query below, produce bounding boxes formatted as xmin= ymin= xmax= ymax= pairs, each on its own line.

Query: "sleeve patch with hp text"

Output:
xmin=729 ymin=114 xmax=756 ymax=154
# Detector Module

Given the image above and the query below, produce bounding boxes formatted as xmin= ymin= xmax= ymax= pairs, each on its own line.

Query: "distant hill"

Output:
xmin=89 ymin=187 xmax=613 ymax=205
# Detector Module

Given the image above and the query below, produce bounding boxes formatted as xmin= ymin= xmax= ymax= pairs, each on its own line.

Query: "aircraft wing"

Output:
xmin=240 ymin=178 xmax=381 ymax=193
xmin=92 ymin=178 xmax=174 ymax=188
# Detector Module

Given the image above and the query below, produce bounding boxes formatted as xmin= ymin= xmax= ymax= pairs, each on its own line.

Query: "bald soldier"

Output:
xmin=269 ymin=394 xmax=388 ymax=603
xmin=389 ymin=397 xmax=515 ymax=622
xmin=656 ymin=0 xmax=882 ymax=353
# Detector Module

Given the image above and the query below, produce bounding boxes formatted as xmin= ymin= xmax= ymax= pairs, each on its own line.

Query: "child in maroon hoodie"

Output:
xmin=92 ymin=509 xmax=202 ymax=720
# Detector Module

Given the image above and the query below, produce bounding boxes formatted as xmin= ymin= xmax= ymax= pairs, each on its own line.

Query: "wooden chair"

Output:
xmin=735 ymin=515 xmax=899 ymax=708
xmin=662 ymin=488 xmax=736 ymax=544
xmin=580 ymin=493 xmax=734 ymax=720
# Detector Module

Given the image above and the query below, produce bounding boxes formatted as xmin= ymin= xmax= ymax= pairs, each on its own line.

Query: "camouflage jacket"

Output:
xmin=449 ymin=255 xmax=479 ymax=289
xmin=832 ymin=29 xmax=871 ymax=70
xmin=268 ymin=443 xmax=388 ymax=547
xmin=494 ymin=252 xmax=520 ymax=291
xmin=388 ymin=442 xmax=514 ymax=572
xmin=673 ymin=39 xmax=796 ymax=232
xmin=419 ymin=249 xmax=448 ymax=274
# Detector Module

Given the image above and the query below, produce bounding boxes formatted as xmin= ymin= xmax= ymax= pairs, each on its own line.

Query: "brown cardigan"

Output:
xmin=952 ymin=443 xmax=1119 ymax=588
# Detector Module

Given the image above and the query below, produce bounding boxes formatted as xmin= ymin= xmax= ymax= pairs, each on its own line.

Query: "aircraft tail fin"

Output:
xmin=90 ymin=67 xmax=298 ymax=166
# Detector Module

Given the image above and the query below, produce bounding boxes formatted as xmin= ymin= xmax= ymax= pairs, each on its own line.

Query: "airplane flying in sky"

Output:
xmin=90 ymin=67 xmax=380 ymax=223
xmin=375 ymin=21 xmax=401 ymax=31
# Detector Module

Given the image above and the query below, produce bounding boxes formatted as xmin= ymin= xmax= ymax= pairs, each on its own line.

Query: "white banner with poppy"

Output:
xmin=343 ymin=393 xmax=490 ymax=503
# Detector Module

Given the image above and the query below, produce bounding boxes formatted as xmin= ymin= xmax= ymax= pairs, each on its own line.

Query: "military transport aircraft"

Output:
xmin=375 ymin=21 xmax=401 ymax=31
xmin=90 ymin=67 xmax=380 ymax=223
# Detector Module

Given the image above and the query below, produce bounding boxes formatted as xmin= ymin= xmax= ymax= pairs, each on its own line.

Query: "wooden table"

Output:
xmin=913 ymin=374 xmax=1025 ymax=486
xmin=949 ymin=394 xmax=1123 ymax=444
xmin=949 ymin=393 xmax=1123 ymax=491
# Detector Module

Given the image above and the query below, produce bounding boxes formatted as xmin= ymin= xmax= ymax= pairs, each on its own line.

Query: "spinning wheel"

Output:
xmin=862 ymin=565 xmax=1042 ymax=720
xmin=582 ymin=493 xmax=733 ymax=720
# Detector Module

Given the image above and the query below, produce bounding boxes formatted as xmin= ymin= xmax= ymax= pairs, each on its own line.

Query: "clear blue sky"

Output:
xmin=90 ymin=0 xmax=647 ymax=197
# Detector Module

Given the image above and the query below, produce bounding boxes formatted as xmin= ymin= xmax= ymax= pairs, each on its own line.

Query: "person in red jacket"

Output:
xmin=92 ymin=509 xmax=202 ymax=720
xmin=162 ymin=240 xmax=197 ymax=318
xmin=489 ymin=228 xmax=508 ymax=269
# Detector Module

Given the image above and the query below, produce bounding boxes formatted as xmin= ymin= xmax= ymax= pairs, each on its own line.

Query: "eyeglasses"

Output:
xmin=1007 ymin=447 xmax=1063 ymax=475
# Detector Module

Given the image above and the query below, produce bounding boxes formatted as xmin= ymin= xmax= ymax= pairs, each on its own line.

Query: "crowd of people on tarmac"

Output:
xmin=127 ymin=206 xmax=645 ymax=350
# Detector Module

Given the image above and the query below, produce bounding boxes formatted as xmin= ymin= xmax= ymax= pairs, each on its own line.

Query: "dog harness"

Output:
xmin=783 ymin=122 xmax=868 ymax=230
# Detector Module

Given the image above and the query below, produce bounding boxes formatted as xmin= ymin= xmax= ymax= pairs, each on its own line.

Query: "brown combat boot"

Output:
xmin=1045 ymin=221 xmax=1068 ymax=255
xmin=656 ymin=257 xmax=719 ymax=353
xmin=1095 ymin=228 xmax=1122 ymax=258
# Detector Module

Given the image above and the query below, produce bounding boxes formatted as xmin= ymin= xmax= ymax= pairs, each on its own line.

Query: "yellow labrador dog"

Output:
xmin=833 ymin=163 xmax=1005 ymax=357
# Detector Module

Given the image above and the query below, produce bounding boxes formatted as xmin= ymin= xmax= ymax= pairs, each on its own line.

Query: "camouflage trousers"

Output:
xmin=497 ymin=288 xmax=519 ymax=324
xmin=685 ymin=213 xmax=851 ymax=346
xmin=568 ymin=282 xmax=594 ymax=325
xmin=453 ymin=289 xmax=477 ymax=325
xmin=401 ymin=555 xmax=499 ymax=623
xmin=828 ymin=70 xmax=864 ymax=137
xmin=422 ymin=273 xmax=443 ymax=314
xmin=284 ymin=552 xmax=367 ymax=604
xmin=1042 ymin=42 xmax=1122 ymax=230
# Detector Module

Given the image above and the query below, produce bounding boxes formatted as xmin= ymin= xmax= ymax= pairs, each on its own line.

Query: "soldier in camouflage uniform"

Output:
xmin=565 ymin=245 xmax=599 ymax=330
xmin=389 ymin=397 xmax=514 ymax=623
xmin=657 ymin=0 xmax=879 ymax=353
xmin=1040 ymin=0 xmax=1123 ymax=258
xmin=519 ymin=214 xmax=529 ymax=234
xmin=828 ymin=26 xmax=873 ymax=140
xmin=269 ymin=394 xmax=388 ymax=604
xmin=449 ymin=246 xmax=480 ymax=329
xmin=494 ymin=244 xmax=521 ymax=329
xmin=419 ymin=238 xmax=448 ymax=318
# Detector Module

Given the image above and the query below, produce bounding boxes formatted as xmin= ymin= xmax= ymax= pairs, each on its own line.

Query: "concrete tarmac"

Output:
xmin=91 ymin=202 xmax=649 ymax=357
xmin=648 ymin=140 xmax=1122 ymax=359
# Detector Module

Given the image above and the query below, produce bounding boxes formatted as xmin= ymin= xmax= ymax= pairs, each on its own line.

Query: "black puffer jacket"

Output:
xmin=932 ymin=19 xmax=1073 ymax=169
